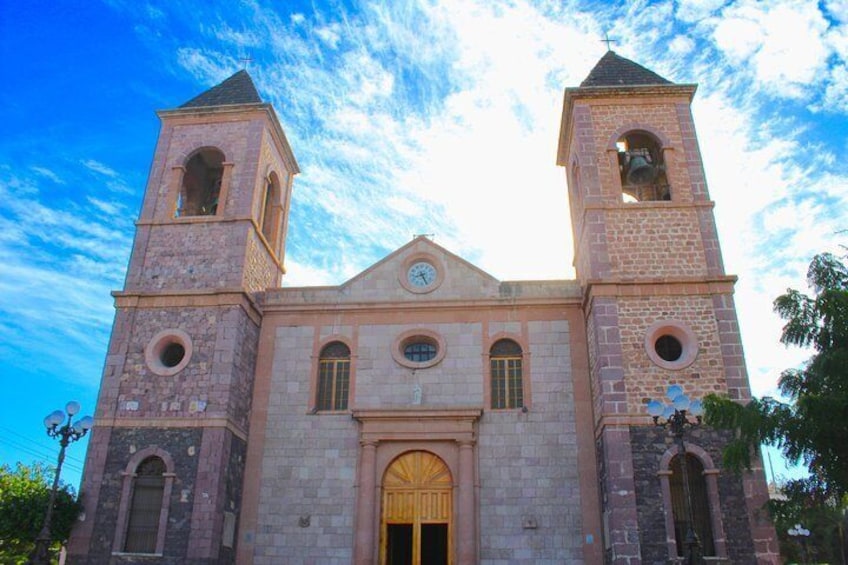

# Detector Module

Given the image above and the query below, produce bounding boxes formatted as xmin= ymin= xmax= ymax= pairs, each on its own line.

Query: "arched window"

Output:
xmin=316 ymin=341 xmax=351 ymax=411
xmin=669 ymin=453 xmax=715 ymax=557
xmin=124 ymin=456 xmax=166 ymax=553
xmin=260 ymin=173 xmax=280 ymax=243
xmin=616 ymin=132 xmax=669 ymax=202
xmin=176 ymin=148 xmax=225 ymax=217
xmin=490 ymin=339 xmax=523 ymax=409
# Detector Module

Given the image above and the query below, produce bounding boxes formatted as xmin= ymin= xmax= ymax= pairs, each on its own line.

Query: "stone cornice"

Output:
xmin=95 ymin=416 xmax=248 ymax=442
xmin=353 ymin=407 xmax=483 ymax=444
xmin=582 ymin=275 xmax=738 ymax=316
xmin=112 ymin=288 xmax=262 ymax=325
xmin=260 ymin=294 xmax=583 ymax=315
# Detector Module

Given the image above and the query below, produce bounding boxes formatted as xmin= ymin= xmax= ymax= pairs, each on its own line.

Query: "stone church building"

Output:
xmin=67 ymin=52 xmax=779 ymax=564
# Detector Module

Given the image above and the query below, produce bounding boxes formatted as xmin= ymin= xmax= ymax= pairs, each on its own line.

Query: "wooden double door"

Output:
xmin=380 ymin=451 xmax=452 ymax=565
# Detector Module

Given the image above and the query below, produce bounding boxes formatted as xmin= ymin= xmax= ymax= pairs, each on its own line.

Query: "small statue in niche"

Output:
xmin=412 ymin=383 xmax=422 ymax=405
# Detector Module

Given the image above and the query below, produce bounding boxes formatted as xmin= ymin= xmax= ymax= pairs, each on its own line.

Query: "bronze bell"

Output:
xmin=626 ymin=154 xmax=657 ymax=185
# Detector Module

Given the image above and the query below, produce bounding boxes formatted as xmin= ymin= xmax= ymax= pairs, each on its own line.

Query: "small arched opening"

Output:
xmin=176 ymin=148 xmax=225 ymax=217
xmin=616 ymin=131 xmax=669 ymax=202
xmin=260 ymin=172 xmax=281 ymax=243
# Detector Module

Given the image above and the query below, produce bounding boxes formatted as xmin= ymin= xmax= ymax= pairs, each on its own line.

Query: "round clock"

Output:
xmin=407 ymin=261 xmax=437 ymax=287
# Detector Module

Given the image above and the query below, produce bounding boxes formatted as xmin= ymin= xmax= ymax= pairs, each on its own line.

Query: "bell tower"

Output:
xmin=558 ymin=52 xmax=778 ymax=563
xmin=68 ymin=71 xmax=298 ymax=564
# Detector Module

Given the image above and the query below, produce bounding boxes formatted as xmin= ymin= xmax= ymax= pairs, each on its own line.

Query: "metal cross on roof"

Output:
xmin=600 ymin=32 xmax=618 ymax=52
xmin=239 ymin=55 xmax=254 ymax=69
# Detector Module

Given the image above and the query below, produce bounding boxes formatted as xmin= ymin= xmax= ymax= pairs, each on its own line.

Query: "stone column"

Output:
xmin=354 ymin=440 xmax=378 ymax=565
xmin=457 ymin=440 xmax=476 ymax=564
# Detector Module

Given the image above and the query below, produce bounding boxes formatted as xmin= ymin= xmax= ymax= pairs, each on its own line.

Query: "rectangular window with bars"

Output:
xmin=317 ymin=359 xmax=350 ymax=411
xmin=490 ymin=356 xmax=523 ymax=409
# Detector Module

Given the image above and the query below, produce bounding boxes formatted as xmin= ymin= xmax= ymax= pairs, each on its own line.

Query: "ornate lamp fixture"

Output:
xmin=648 ymin=385 xmax=704 ymax=564
xmin=30 ymin=401 xmax=94 ymax=564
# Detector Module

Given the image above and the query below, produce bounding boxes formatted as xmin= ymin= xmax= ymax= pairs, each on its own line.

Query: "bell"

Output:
xmin=626 ymin=154 xmax=657 ymax=185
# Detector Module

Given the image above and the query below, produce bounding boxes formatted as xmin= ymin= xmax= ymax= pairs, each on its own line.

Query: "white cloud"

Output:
xmin=87 ymin=196 xmax=125 ymax=216
xmin=176 ymin=46 xmax=235 ymax=83
xmin=30 ymin=166 xmax=65 ymax=184
xmin=668 ymin=34 xmax=695 ymax=55
xmin=214 ymin=23 xmax=262 ymax=47
xmin=711 ymin=0 xmax=831 ymax=99
xmin=824 ymin=0 xmax=848 ymax=23
xmin=81 ymin=159 xmax=120 ymax=178
xmin=820 ymin=63 xmax=848 ymax=113
xmin=315 ymin=23 xmax=342 ymax=48
xmin=675 ymin=0 xmax=728 ymax=23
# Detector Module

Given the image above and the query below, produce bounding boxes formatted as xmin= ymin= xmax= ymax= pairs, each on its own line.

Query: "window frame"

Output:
xmin=112 ymin=448 xmax=175 ymax=556
xmin=315 ymin=341 xmax=352 ymax=412
xmin=174 ymin=148 xmax=227 ymax=218
xmin=488 ymin=338 xmax=526 ymax=410
xmin=657 ymin=443 xmax=728 ymax=560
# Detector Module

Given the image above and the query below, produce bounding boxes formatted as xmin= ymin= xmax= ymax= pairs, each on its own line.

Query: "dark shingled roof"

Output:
xmin=179 ymin=70 xmax=263 ymax=108
xmin=580 ymin=51 xmax=672 ymax=87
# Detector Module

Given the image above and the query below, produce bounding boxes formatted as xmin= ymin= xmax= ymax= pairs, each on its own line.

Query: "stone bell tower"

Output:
xmin=558 ymin=52 xmax=778 ymax=563
xmin=68 ymin=70 xmax=298 ymax=564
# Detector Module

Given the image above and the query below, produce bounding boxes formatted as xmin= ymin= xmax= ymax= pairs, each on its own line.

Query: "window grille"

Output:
xmin=124 ymin=457 xmax=166 ymax=553
xmin=490 ymin=339 xmax=523 ymax=409
xmin=316 ymin=342 xmax=351 ymax=411
xmin=669 ymin=453 xmax=715 ymax=556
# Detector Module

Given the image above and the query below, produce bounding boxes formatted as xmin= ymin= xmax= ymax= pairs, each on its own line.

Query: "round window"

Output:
xmin=654 ymin=335 xmax=683 ymax=362
xmin=644 ymin=321 xmax=697 ymax=370
xmin=145 ymin=329 xmax=193 ymax=376
xmin=392 ymin=330 xmax=446 ymax=369
xmin=404 ymin=342 xmax=437 ymax=362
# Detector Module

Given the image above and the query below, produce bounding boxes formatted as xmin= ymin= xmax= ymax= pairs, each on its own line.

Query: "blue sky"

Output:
xmin=1 ymin=0 xmax=846 ymax=490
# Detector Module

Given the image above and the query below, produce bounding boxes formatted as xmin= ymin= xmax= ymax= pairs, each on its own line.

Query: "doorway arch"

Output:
xmin=381 ymin=451 xmax=452 ymax=565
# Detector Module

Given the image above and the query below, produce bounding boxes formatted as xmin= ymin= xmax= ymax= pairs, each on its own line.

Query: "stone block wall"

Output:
xmin=112 ymin=304 xmax=259 ymax=431
xmin=616 ymin=294 xmax=727 ymax=413
xmin=477 ymin=319 xmax=585 ymax=563
xmin=604 ymin=206 xmax=709 ymax=280
xmin=254 ymin=311 xmax=587 ymax=563
xmin=75 ymin=427 xmax=202 ymax=565
xmin=253 ymin=325 xmax=359 ymax=564
xmin=630 ymin=426 xmax=757 ymax=564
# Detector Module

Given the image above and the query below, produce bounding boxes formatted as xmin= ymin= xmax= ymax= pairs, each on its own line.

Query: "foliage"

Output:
xmin=0 ymin=461 xmax=82 ymax=564
xmin=704 ymin=252 xmax=848 ymax=499
xmin=767 ymin=484 xmax=847 ymax=564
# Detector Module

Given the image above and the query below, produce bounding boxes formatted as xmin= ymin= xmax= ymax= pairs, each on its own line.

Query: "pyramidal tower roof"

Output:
xmin=179 ymin=69 xmax=263 ymax=108
xmin=580 ymin=51 xmax=672 ymax=87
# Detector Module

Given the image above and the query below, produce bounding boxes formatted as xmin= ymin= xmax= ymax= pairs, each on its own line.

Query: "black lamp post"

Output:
xmin=648 ymin=385 xmax=704 ymax=565
xmin=29 ymin=401 xmax=93 ymax=565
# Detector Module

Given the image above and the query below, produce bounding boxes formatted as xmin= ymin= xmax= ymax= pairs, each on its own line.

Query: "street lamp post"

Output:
xmin=787 ymin=523 xmax=811 ymax=564
xmin=29 ymin=401 xmax=94 ymax=565
xmin=648 ymin=385 xmax=704 ymax=565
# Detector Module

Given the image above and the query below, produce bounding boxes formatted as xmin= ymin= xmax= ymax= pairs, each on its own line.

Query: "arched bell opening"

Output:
xmin=176 ymin=148 xmax=225 ymax=217
xmin=616 ymin=132 xmax=670 ymax=202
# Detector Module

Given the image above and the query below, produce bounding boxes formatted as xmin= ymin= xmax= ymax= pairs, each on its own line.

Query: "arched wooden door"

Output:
xmin=381 ymin=451 xmax=452 ymax=565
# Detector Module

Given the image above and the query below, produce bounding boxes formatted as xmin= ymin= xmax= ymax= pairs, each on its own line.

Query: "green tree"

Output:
xmin=0 ymin=461 xmax=82 ymax=564
xmin=704 ymin=252 xmax=848 ymax=562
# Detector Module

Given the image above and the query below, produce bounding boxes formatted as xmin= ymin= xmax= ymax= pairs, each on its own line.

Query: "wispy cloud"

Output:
xmin=81 ymin=159 xmax=120 ymax=178
xmin=30 ymin=166 xmax=65 ymax=184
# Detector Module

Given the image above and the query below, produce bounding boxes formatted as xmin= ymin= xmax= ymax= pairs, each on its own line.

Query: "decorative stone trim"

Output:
xmin=145 ymin=329 xmax=193 ymax=376
xmin=644 ymin=320 xmax=698 ymax=370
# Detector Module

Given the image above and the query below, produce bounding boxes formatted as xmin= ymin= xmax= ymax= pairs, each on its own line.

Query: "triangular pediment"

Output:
xmin=337 ymin=236 xmax=502 ymax=302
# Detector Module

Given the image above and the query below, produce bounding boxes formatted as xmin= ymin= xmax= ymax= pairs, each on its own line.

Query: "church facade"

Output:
xmin=67 ymin=53 xmax=779 ymax=564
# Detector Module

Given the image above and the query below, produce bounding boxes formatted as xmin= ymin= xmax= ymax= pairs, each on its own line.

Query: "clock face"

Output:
xmin=407 ymin=262 xmax=437 ymax=287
